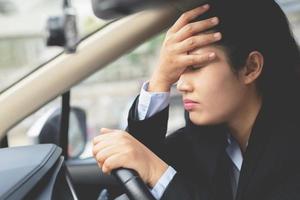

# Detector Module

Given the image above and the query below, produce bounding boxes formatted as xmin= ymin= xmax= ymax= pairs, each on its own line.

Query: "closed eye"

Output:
xmin=189 ymin=64 xmax=205 ymax=71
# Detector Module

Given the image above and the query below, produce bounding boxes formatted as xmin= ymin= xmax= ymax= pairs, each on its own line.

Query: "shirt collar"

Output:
xmin=226 ymin=133 xmax=244 ymax=171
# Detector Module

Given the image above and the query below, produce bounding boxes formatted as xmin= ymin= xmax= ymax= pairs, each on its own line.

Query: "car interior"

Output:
xmin=0 ymin=0 xmax=299 ymax=199
xmin=0 ymin=0 xmax=198 ymax=199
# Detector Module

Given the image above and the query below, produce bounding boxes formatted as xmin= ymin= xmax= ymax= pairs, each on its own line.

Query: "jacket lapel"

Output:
xmin=186 ymin=119 xmax=227 ymax=192
xmin=235 ymin=101 xmax=279 ymax=200
xmin=185 ymin=101 xmax=280 ymax=200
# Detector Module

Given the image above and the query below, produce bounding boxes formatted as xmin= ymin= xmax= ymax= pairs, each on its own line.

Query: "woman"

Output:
xmin=93 ymin=0 xmax=300 ymax=199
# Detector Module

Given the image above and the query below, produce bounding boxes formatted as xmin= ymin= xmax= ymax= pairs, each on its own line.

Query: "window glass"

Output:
xmin=0 ymin=0 xmax=108 ymax=93
xmin=276 ymin=0 xmax=300 ymax=43
xmin=7 ymin=33 xmax=186 ymax=159
xmin=8 ymin=96 xmax=88 ymax=159
xmin=8 ymin=97 xmax=61 ymax=147
xmin=71 ymin=33 xmax=186 ymax=158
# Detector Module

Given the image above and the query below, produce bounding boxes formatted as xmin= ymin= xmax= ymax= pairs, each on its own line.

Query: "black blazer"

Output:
xmin=126 ymin=96 xmax=300 ymax=200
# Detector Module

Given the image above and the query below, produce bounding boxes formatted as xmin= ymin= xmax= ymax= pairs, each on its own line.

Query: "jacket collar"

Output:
xmin=185 ymin=114 xmax=229 ymax=186
xmin=235 ymin=99 xmax=280 ymax=200
xmin=185 ymin=99 xmax=279 ymax=199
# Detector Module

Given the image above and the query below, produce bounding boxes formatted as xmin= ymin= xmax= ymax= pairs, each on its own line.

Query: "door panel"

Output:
xmin=66 ymin=158 xmax=124 ymax=199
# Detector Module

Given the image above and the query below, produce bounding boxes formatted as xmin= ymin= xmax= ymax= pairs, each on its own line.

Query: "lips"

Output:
xmin=183 ymin=99 xmax=199 ymax=111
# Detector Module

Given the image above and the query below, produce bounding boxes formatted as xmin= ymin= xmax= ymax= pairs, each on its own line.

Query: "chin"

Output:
xmin=189 ymin=112 xmax=221 ymax=126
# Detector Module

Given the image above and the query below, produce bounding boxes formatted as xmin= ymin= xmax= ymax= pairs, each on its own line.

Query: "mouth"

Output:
xmin=183 ymin=99 xmax=199 ymax=111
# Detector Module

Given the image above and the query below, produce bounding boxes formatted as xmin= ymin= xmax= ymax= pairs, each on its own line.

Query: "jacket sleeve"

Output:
xmin=126 ymin=95 xmax=169 ymax=158
xmin=160 ymin=173 xmax=209 ymax=200
xmin=126 ymin=95 xmax=210 ymax=200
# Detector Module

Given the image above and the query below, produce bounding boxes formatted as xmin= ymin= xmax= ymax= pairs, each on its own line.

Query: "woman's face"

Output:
xmin=177 ymin=45 xmax=248 ymax=125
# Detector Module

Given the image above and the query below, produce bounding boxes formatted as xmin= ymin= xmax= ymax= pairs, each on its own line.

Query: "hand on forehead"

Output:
xmin=188 ymin=30 xmax=221 ymax=55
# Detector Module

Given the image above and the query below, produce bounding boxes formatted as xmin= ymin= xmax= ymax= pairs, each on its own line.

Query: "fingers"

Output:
xmin=169 ymin=4 xmax=210 ymax=33
xmin=94 ymin=145 xmax=119 ymax=166
xmin=150 ymin=4 xmax=221 ymax=86
xmin=100 ymin=128 xmax=113 ymax=134
xmin=93 ymin=133 xmax=125 ymax=156
xmin=93 ymin=128 xmax=123 ymax=145
xmin=92 ymin=130 xmax=135 ymax=171
xmin=178 ymin=52 xmax=216 ymax=67
xmin=101 ymin=154 xmax=126 ymax=174
xmin=174 ymin=32 xmax=222 ymax=53
xmin=93 ymin=133 xmax=126 ymax=174
xmin=173 ymin=17 xmax=220 ymax=42
xmin=91 ymin=130 xmax=163 ymax=184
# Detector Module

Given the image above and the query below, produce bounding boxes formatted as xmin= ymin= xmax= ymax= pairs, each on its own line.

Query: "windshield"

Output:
xmin=0 ymin=0 xmax=109 ymax=92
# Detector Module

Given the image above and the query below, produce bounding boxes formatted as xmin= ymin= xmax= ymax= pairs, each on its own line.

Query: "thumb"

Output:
xmin=100 ymin=128 xmax=113 ymax=134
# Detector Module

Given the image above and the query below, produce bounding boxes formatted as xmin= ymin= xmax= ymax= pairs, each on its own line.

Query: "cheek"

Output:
xmin=192 ymin=70 xmax=244 ymax=124
xmin=210 ymin=81 xmax=244 ymax=120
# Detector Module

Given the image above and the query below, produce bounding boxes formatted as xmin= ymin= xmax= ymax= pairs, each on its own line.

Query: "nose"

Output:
xmin=176 ymin=73 xmax=193 ymax=94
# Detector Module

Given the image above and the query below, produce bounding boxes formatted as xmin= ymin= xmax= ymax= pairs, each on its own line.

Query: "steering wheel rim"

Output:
xmin=112 ymin=168 xmax=156 ymax=200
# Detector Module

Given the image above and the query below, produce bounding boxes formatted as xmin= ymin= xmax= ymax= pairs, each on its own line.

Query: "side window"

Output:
xmin=277 ymin=0 xmax=300 ymax=43
xmin=71 ymin=33 xmax=185 ymax=158
xmin=8 ymin=98 xmax=61 ymax=147
xmin=7 ymin=33 xmax=185 ymax=159
xmin=7 ymin=96 xmax=88 ymax=159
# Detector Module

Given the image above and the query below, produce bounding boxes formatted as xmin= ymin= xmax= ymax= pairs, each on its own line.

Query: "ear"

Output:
xmin=239 ymin=51 xmax=264 ymax=85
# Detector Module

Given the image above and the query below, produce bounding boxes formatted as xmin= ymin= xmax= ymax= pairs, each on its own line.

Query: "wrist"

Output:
xmin=148 ymin=76 xmax=172 ymax=92
xmin=148 ymin=158 xmax=168 ymax=188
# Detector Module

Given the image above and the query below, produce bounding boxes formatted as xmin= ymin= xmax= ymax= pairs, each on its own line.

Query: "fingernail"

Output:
xmin=211 ymin=17 xmax=219 ymax=25
xmin=202 ymin=4 xmax=209 ymax=9
xmin=209 ymin=53 xmax=216 ymax=60
xmin=214 ymin=32 xmax=221 ymax=40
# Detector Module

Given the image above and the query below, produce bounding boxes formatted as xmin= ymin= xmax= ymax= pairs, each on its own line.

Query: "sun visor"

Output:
xmin=171 ymin=0 xmax=208 ymax=12
xmin=91 ymin=0 xmax=208 ymax=20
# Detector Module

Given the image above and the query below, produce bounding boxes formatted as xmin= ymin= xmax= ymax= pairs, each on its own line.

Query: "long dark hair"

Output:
xmin=198 ymin=0 xmax=300 ymax=117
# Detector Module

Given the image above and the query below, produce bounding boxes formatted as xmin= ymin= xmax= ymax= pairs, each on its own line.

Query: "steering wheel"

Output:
xmin=112 ymin=168 xmax=156 ymax=200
